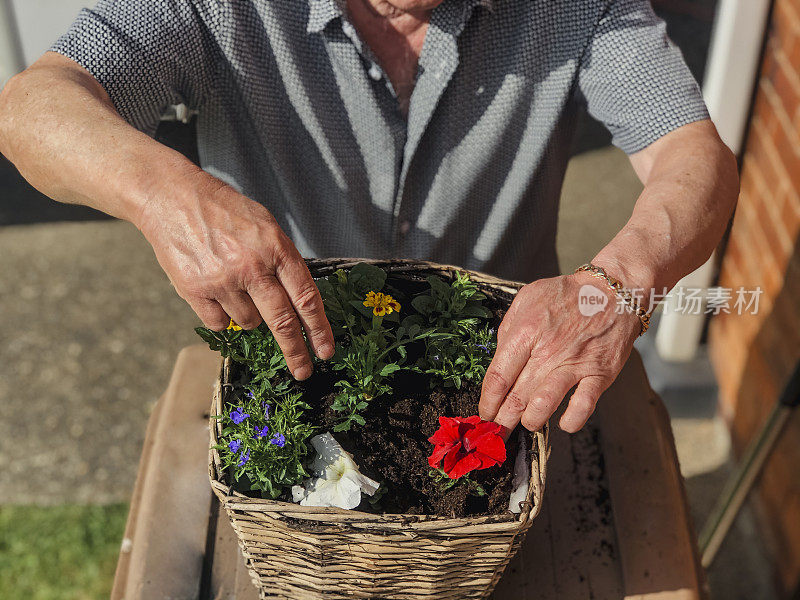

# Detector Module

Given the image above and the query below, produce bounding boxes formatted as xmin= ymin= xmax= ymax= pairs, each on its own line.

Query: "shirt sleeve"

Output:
xmin=576 ymin=0 xmax=709 ymax=154
xmin=50 ymin=0 xmax=217 ymax=136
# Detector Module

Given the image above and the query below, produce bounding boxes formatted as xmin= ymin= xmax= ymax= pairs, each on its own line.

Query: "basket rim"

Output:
xmin=207 ymin=258 xmax=549 ymax=531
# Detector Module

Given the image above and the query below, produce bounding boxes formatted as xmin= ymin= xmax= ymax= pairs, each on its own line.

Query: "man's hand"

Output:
xmin=136 ymin=172 xmax=334 ymax=380
xmin=478 ymin=272 xmax=640 ymax=434
xmin=478 ymin=120 xmax=739 ymax=435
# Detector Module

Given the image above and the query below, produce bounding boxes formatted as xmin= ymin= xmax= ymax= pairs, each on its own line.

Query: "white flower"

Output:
xmin=508 ymin=434 xmax=530 ymax=514
xmin=291 ymin=433 xmax=380 ymax=510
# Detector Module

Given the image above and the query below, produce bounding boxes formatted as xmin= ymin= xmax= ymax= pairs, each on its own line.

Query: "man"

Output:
xmin=0 ymin=0 xmax=737 ymax=435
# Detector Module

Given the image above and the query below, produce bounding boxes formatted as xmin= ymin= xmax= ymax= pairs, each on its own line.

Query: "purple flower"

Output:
xmin=237 ymin=449 xmax=251 ymax=466
xmin=254 ymin=425 xmax=270 ymax=439
xmin=476 ymin=343 xmax=490 ymax=354
xmin=228 ymin=439 xmax=242 ymax=453
xmin=270 ymin=433 xmax=286 ymax=448
xmin=230 ymin=406 xmax=250 ymax=424
xmin=262 ymin=402 xmax=271 ymax=418
xmin=244 ymin=390 xmax=255 ymax=400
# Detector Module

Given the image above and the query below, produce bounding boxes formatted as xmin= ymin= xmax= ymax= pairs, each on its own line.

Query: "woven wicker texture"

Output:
xmin=209 ymin=259 xmax=549 ymax=599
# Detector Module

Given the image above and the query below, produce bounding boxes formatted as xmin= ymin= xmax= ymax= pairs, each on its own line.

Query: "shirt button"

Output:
xmin=399 ymin=220 xmax=411 ymax=235
xmin=368 ymin=64 xmax=382 ymax=81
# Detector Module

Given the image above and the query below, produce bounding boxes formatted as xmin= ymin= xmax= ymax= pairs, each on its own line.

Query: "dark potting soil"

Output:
xmin=234 ymin=274 xmax=529 ymax=518
xmin=296 ymin=363 xmax=524 ymax=517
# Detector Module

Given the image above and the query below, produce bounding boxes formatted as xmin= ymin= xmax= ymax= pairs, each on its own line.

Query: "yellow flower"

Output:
xmin=363 ymin=291 xmax=401 ymax=317
xmin=227 ymin=319 xmax=242 ymax=331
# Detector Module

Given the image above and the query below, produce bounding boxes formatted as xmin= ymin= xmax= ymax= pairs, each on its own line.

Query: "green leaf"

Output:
xmin=349 ymin=300 xmax=376 ymax=320
xmin=315 ymin=278 xmax=334 ymax=298
xmin=411 ymin=295 xmax=435 ymax=315
xmin=379 ymin=363 xmax=401 ymax=377
xmin=460 ymin=305 xmax=493 ymax=319
xmin=400 ymin=314 xmax=424 ymax=330
xmin=333 ymin=420 xmax=352 ymax=432
xmin=427 ymin=275 xmax=451 ymax=298
xmin=349 ymin=263 xmax=387 ymax=295
xmin=194 ymin=327 xmax=214 ymax=342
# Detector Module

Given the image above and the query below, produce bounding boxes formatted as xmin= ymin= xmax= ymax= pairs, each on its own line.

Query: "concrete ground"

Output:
xmin=0 ymin=220 xmax=199 ymax=504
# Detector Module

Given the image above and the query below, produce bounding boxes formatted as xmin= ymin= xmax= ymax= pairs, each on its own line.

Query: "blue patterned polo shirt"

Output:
xmin=51 ymin=0 xmax=708 ymax=282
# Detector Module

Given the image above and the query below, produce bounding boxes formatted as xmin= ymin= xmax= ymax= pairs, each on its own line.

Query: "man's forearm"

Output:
xmin=592 ymin=120 xmax=739 ymax=305
xmin=0 ymin=52 xmax=201 ymax=227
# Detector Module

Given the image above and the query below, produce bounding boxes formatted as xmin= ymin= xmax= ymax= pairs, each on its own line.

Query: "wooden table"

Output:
xmin=111 ymin=345 xmax=707 ymax=600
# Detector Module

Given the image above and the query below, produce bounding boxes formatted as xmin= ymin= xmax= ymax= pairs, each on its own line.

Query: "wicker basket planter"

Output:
xmin=208 ymin=258 xmax=549 ymax=600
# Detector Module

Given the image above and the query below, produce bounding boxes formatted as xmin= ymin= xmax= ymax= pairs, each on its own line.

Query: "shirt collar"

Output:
xmin=306 ymin=0 xmax=343 ymax=34
xmin=306 ymin=0 xmax=494 ymax=35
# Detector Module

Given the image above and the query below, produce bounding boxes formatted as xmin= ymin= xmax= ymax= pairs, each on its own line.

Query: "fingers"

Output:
xmin=248 ymin=275 xmax=314 ymax=380
xmin=188 ymin=297 xmax=230 ymax=331
xmin=274 ymin=252 xmax=335 ymax=360
xmin=489 ymin=357 xmax=540 ymax=431
xmin=520 ymin=368 xmax=581 ymax=432
xmin=216 ymin=290 xmax=263 ymax=331
xmin=558 ymin=375 xmax=609 ymax=433
xmin=479 ymin=336 xmax=531 ymax=422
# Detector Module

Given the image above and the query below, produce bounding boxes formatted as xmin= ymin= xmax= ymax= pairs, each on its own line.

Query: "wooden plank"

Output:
xmin=495 ymin=499 xmax=559 ymax=600
xmin=596 ymin=351 xmax=707 ymax=600
xmin=112 ymin=344 xmax=220 ymax=600
xmin=493 ymin=412 xmax=623 ymax=600
xmin=202 ymin=493 xmax=259 ymax=600
xmin=111 ymin=385 xmax=166 ymax=598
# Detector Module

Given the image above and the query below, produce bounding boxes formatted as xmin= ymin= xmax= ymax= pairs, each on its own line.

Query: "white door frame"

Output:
xmin=0 ymin=0 xmax=24 ymax=88
xmin=655 ymin=0 xmax=772 ymax=362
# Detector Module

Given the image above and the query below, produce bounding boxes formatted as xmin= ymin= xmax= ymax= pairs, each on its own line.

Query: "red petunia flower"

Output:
xmin=428 ymin=416 xmax=507 ymax=479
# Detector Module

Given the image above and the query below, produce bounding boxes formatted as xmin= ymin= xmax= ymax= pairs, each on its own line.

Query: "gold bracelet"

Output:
xmin=574 ymin=263 xmax=651 ymax=336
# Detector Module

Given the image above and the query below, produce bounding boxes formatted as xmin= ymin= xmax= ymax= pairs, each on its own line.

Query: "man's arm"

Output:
xmin=596 ymin=119 xmax=739 ymax=297
xmin=0 ymin=53 xmax=334 ymax=379
xmin=479 ymin=120 xmax=738 ymax=433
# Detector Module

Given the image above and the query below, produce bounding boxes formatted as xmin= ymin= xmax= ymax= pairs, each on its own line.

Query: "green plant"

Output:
xmin=214 ymin=389 xmax=315 ymax=498
xmin=197 ymin=323 xmax=311 ymax=498
xmin=330 ymin=323 xmax=439 ymax=431
xmin=315 ymin=263 xmax=391 ymax=337
xmin=404 ymin=273 xmax=497 ymax=388
xmin=419 ymin=325 xmax=496 ymax=389
xmin=195 ymin=322 xmax=292 ymax=397
xmin=368 ymin=483 xmax=388 ymax=508
xmin=427 ymin=468 xmax=486 ymax=497
xmin=317 ymin=263 xmax=441 ymax=430
xmin=195 ymin=264 xmax=502 ymax=500
xmin=405 ymin=272 xmax=492 ymax=333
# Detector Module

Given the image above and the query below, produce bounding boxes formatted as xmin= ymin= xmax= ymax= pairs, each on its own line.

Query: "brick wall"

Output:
xmin=708 ymin=0 xmax=800 ymax=595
